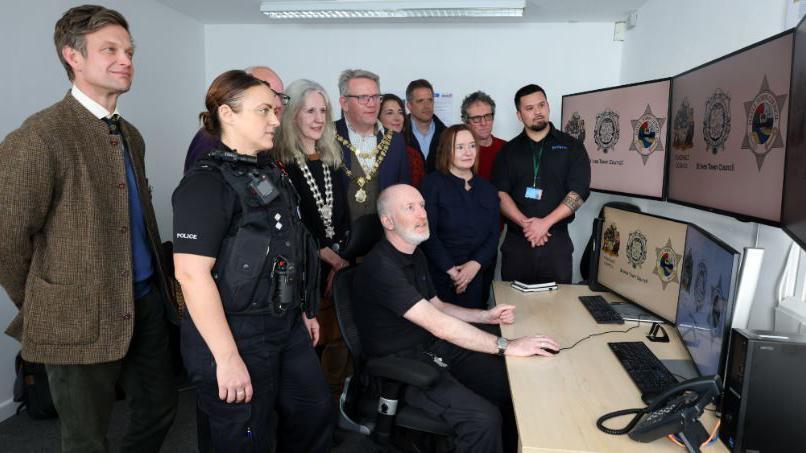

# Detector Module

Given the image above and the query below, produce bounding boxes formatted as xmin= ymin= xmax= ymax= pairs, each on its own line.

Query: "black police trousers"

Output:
xmin=403 ymin=328 xmax=517 ymax=453
xmin=185 ymin=312 xmax=334 ymax=453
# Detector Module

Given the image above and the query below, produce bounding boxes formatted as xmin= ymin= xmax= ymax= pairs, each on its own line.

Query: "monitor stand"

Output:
xmin=610 ymin=301 xmax=664 ymax=323
xmin=661 ymin=358 xmax=698 ymax=381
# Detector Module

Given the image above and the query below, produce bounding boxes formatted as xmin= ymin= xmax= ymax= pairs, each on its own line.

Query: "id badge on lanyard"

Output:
xmin=525 ymin=185 xmax=543 ymax=200
xmin=525 ymin=142 xmax=544 ymax=200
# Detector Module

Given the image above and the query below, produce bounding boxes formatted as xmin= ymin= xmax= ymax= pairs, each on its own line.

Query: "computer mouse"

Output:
xmin=542 ymin=347 xmax=560 ymax=355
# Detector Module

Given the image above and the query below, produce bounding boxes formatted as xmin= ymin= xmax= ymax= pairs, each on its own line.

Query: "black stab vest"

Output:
xmin=183 ymin=152 xmax=320 ymax=318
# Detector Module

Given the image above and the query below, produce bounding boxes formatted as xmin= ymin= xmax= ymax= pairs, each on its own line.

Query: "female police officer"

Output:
xmin=172 ymin=70 xmax=334 ymax=452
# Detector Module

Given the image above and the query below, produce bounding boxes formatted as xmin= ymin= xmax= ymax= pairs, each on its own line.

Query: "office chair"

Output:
xmin=332 ymin=267 xmax=453 ymax=451
xmin=340 ymin=214 xmax=384 ymax=261
xmin=579 ymin=201 xmax=641 ymax=282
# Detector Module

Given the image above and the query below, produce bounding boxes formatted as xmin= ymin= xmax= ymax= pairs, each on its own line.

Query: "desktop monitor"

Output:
xmin=783 ymin=15 xmax=806 ymax=249
xmin=675 ymin=224 xmax=741 ymax=377
xmin=668 ymin=31 xmax=793 ymax=224
xmin=561 ymin=79 xmax=670 ymax=199
xmin=597 ymin=206 xmax=688 ymax=322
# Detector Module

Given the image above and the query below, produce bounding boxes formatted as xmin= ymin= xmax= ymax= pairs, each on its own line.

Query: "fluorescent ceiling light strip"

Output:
xmin=260 ymin=0 xmax=525 ymax=19
xmin=263 ymin=9 xmax=524 ymax=19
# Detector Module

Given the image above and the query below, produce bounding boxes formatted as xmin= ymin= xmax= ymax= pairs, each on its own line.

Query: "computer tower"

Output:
xmin=719 ymin=329 xmax=806 ymax=452
xmin=587 ymin=217 xmax=607 ymax=292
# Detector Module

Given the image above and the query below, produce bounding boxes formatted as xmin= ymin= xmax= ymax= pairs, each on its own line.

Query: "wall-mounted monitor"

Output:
xmin=561 ymin=79 xmax=670 ymax=199
xmin=783 ymin=16 xmax=806 ymax=249
xmin=668 ymin=31 xmax=794 ymax=224
xmin=675 ymin=224 xmax=741 ymax=377
xmin=598 ymin=206 xmax=688 ymax=322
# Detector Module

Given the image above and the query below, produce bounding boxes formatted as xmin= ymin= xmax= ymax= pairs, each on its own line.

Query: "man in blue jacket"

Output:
xmin=404 ymin=78 xmax=447 ymax=173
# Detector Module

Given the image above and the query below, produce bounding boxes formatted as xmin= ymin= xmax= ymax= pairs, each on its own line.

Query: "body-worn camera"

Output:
xmin=248 ymin=173 xmax=279 ymax=206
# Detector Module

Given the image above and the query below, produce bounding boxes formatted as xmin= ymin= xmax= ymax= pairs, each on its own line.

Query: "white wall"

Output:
xmin=204 ymin=21 xmax=623 ymax=140
xmin=570 ymin=0 xmax=793 ymax=334
xmin=0 ymin=0 xmax=205 ymax=421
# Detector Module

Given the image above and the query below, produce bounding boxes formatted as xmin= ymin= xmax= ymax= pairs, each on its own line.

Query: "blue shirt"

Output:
xmin=117 ymin=124 xmax=154 ymax=298
xmin=71 ymin=85 xmax=154 ymax=299
xmin=411 ymin=118 xmax=436 ymax=160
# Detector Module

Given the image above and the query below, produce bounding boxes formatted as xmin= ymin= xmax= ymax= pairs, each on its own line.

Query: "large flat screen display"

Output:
xmin=561 ymin=79 xmax=670 ymax=199
xmin=783 ymin=16 xmax=806 ymax=249
xmin=668 ymin=31 xmax=793 ymax=223
xmin=598 ymin=207 xmax=688 ymax=322
xmin=675 ymin=225 xmax=740 ymax=377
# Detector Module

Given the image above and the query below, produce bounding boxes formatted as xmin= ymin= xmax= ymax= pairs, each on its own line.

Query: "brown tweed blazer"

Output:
xmin=0 ymin=93 xmax=175 ymax=365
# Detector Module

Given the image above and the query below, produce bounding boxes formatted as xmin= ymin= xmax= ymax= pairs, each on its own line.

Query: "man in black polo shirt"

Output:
xmin=354 ymin=184 xmax=559 ymax=453
xmin=492 ymin=84 xmax=591 ymax=284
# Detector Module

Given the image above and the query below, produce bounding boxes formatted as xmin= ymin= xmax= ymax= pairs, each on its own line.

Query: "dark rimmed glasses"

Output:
xmin=271 ymin=89 xmax=291 ymax=106
xmin=345 ymin=94 xmax=384 ymax=105
xmin=467 ymin=113 xmax=495 ymax=124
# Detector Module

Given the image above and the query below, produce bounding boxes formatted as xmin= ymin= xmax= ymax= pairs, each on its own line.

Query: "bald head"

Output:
xmin=377 ymin=184 xmax=429 ymax=251
xmin=245 ymin=66 xmax=284 ymax=93
xmin=377 ymin=184 xmax=413 ymax=219
xmin=245 ymin=66 xmax=285 ymax=116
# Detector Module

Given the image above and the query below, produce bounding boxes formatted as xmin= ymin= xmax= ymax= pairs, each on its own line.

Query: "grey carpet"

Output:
xmin=0 ymin=389 xmax=381 ymax=452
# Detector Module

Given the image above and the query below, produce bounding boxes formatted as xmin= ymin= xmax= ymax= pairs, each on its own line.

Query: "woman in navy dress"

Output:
xmin=420 ymin=124 xmax=500 ymax=309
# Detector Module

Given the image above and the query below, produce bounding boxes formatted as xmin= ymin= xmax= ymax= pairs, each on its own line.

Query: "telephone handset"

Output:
xmin=596 ymin=376 xmax=722 ymax=453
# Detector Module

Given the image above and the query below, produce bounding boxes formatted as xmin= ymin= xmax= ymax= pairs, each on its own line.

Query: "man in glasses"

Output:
xmin=183 ymin=65 xmax=287 ymax=172
xmin=462 ymin=91 xmax=507 ymax=182
xmin=335 ymin=69 xmax=409 ymax=223
xmin=404 ymin=78 xmax=447 ymax=173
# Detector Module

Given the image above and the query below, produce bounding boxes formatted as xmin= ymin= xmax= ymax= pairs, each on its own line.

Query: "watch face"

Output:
xmin=497 ymin=337 xmax=508 ymax=351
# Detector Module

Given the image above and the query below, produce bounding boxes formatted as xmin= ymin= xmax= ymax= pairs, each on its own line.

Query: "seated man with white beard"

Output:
xmin=353 ymin=184 xmax=559 ymax=453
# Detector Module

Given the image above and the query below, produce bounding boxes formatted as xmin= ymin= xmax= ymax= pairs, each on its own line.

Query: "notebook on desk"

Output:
xmin=609 ymin=301 xmax=664 ymax=323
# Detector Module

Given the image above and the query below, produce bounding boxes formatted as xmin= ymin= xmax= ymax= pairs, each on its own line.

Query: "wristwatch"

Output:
xmin=496 ymin=337 xmax=509 ymax=356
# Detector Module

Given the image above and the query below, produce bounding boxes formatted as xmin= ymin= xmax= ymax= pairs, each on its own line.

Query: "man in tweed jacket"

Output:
xmin=0 ymin=6 xmax=177 ymax=452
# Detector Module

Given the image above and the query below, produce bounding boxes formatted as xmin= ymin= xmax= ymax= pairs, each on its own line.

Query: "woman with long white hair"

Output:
xmin=275 ymin=79 xmax=351 ymax=399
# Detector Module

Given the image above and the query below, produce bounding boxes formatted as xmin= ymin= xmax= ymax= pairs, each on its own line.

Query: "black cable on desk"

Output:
xmin=558 ymin=321 xmax=641 ymax=351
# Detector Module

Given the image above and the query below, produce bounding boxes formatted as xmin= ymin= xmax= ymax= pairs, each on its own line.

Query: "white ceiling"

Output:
xmin=156 ymin=0 xmax=649 ymax=24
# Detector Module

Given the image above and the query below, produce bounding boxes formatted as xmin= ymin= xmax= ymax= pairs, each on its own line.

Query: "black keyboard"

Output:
xmin=578 ymin=295 xmax=624 ymax=324
xmin=608 ymin=341 xmax=679 ymax=399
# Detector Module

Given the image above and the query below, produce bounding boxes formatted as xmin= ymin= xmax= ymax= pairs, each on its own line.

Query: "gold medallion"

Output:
xmin=355 ymin=188 xmax=367 ymax=203
xmin=337 ymin=130 xmax=394 ymax=206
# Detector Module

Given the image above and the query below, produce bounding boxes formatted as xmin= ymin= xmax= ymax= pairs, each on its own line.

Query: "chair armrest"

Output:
xmin=365 ymin=356 xmax=439 ymax=389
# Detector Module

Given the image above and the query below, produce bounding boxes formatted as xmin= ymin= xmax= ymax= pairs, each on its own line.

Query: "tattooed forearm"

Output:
xmin=562 ymin=191 xmax=584 ymax=212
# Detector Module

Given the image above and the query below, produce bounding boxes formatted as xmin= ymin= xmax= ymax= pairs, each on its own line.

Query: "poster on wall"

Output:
xmin=433 ymin=92 xmax=456 ymax=125
xmin=669 ymin=31 xmax=793 ymax=224
xmin=561 ymin=79 xmax=671 ymax=199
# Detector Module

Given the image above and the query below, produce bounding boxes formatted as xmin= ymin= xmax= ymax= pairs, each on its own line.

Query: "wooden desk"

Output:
xmin=494 ymin=282 xmax=726 ymax=453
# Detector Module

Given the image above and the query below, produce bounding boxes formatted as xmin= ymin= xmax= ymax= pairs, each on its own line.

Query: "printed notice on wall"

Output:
xmin=434 ymin=92 xmax=456 ymax=124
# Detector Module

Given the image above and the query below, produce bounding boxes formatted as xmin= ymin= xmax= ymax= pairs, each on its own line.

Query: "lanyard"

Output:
xmin=532 ymin=142 xmax=544 ymax=187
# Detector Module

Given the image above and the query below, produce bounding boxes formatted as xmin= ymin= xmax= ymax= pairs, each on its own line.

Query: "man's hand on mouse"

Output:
xmin=505 ymin=335 xmax=560 ymax=357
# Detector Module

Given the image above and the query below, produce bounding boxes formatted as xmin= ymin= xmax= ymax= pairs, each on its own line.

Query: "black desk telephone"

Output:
xmin=596 ymin=376 xmax=721 ymax=453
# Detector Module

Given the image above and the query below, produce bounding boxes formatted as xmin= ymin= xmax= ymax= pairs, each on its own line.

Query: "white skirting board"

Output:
xmin=0 ymin=397 xmax=20 ymax=423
